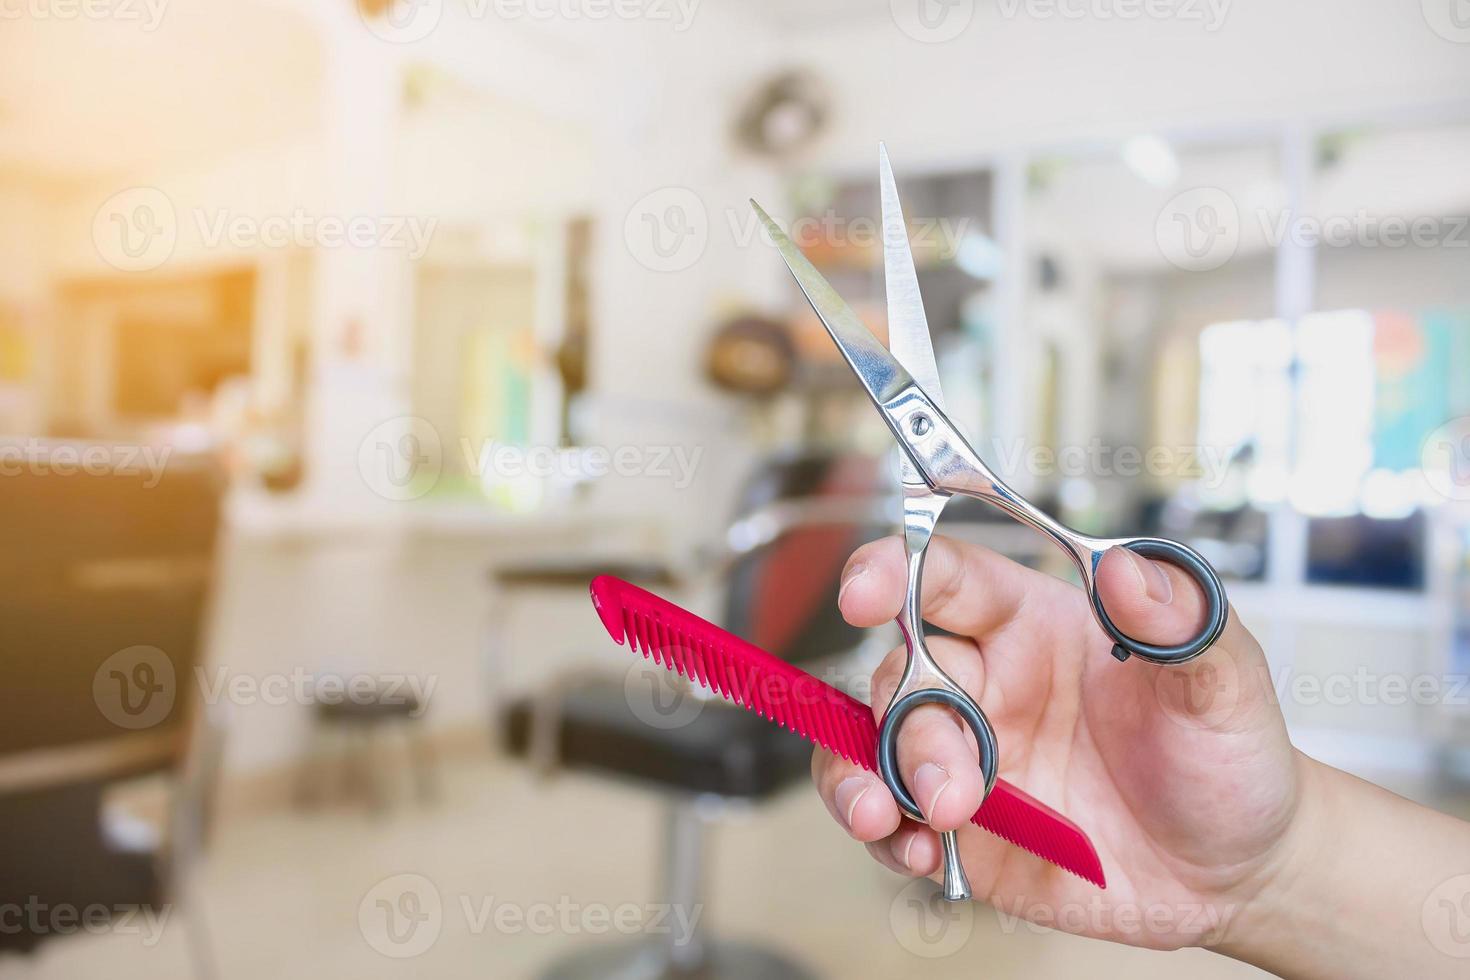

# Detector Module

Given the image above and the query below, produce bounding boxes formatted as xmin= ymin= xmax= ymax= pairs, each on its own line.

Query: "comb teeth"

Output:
xmin=590 ymin=575 xmax=1106 ymax=888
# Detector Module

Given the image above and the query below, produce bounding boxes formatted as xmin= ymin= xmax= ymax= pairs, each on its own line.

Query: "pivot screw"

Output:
xmin=910 ymin=415 xmax=932 ymax=437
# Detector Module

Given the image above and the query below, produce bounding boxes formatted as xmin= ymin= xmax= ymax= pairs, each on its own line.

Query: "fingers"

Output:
xmin=838 ymin=535 xmax=1056 ymax=638
xmin=806 ymin=743 xmax=942 ymax=877
xmin=885 ymin=637 xmax=988 ymax=833
xmin=892 ymin=703 xmax=988 ymax=832
xmin=811 ymin=749 xmax=900 ymax=843
xmin=811 ymin=636 xmax=987 ymax=871
xmin=866 ymin=826 xmax=941 ymax=877
xmin=1093 ymin=546 xmax=1210 ymax=649
xmin=872 ymin=636 xmax=989 ymax=833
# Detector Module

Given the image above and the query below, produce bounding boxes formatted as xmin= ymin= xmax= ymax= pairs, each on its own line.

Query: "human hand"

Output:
xmin=811 ymin=534 xmax=1298 ymax=950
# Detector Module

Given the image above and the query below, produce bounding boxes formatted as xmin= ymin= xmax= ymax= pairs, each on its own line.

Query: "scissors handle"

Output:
xmin=879 ymin=521 xmax=999 ymax=901
xmin=1088 ymin=537 xmax=1229 ymax=666
xmin=877 ymin=687 xmax=998 ymax=903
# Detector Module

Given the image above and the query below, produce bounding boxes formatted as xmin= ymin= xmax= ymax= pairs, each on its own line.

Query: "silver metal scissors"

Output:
xmin=751 ymin=145 xmax=1227 ymax=901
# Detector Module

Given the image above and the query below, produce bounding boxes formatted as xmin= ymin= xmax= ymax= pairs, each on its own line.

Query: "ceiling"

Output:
xmin=0 ymin=0 xmax=321 ymax=183
xmin=1029 ymin=124 xmax=1470 ymax=274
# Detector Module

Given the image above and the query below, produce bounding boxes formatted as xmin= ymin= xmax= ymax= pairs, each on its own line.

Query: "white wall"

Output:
xmin=766 ymin=0 xmax=1470 ymax=168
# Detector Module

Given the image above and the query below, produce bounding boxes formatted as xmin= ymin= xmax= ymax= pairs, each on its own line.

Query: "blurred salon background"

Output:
xmin=3 ymin=1 xmax=1470 ymax=977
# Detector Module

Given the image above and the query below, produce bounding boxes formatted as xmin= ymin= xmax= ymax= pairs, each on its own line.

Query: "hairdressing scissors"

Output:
xmin=751 ymin=145 xmax=1227 ymax=901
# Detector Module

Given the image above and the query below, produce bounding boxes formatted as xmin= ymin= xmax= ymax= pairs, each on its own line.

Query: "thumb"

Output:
xmin=1094 ymin=545 xmax=1210 ymax=649
xmin=1096 ymin=546 xmax=1280 ymax=738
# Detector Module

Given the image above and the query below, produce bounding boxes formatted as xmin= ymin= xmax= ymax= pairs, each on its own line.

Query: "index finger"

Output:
xmin=837 ymin=535 xmax=1068 ymax=638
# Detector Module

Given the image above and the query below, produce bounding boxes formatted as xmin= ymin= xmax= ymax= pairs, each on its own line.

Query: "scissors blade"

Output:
xmin=880 ymin=144 xmax=945 ymax=413
xmin=879 ymin=144 xmax=945 ymax=489
xmin=750 ymin=199 xmax=915 ymax=407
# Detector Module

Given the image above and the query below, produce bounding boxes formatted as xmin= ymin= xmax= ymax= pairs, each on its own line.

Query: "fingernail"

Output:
xmin=1124 ymin=548 xmax=1173 ymax=604
xmin=837 ymin=562 xmax=867 ymax=607
xmin=914 ymin=762 xmax=951 ymax=822
xmin=892 ymin=831 xmax=917 ymax=871
xmin=834 ymin=777 xmax=870 ymax=830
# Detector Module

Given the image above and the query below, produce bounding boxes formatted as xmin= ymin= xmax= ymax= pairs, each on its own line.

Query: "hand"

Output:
xmin=812 ymin=534 xmax=1299 ymax=950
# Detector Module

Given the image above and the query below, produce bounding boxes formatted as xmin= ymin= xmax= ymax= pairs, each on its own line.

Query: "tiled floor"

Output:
xmin=5 ymin=748 xmax=1274 ymax=980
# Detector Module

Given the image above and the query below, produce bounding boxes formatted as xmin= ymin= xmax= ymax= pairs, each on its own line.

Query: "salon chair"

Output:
xmin=0 ymin=445 xmax=224 ymax=977
xmin=496 ymin=451 xmax=887 ymax=980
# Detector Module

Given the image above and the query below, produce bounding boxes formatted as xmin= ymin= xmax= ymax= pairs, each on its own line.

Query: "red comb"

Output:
xmin=590 ymin=575 xmax=1106 ymax=888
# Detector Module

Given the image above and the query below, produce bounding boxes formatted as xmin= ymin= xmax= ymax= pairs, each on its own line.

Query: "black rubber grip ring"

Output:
xmin=1091 ymin=537 xmax=1228 ymax=666
xmin=877 ymin=688 xmax=998 ymax=822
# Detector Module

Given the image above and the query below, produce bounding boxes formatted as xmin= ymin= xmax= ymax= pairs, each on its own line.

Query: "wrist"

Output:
xmin=1208 ymin=751 xmax=1468 ymax=980
xmin=1207 ymin=750 xmax=1336 ymax=971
